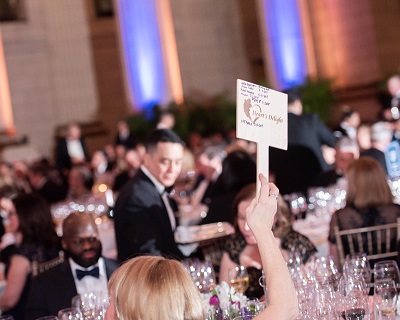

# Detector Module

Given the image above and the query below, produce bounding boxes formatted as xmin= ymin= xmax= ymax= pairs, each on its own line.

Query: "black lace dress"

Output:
xmin=2 ymin=241 xmax=60 ymax=319
xmin=224 ymin=230 xmax=317 ymax=299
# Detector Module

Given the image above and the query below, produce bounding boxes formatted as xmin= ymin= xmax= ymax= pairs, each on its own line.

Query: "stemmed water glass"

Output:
xmin=374 ymin=279 xmax=398 ymax=319
xmin=307 ymin=256 xmax=341 ymax=290
xmin=374 ymin=260 xmax=400 ymax=289
xmin=314 ymin=282 xmax=338 ymax=319
xmin=72 ymin=291 xmax=109 ymax=320
xmin=57 ymin=307 xmax=83 ymax=320
xmin=344 ymin=253 xmax=372 ymax=295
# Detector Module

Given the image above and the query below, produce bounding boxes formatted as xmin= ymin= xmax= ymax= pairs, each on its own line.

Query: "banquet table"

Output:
xmin=292 ymin=212 xmax=331 ymax=258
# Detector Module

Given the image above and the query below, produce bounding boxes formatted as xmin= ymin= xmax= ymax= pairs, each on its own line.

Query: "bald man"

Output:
xmin=25 ymin=212 xmax=119 ymax=319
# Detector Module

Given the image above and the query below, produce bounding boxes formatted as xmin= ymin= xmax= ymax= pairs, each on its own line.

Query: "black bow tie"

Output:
xmin=76 ymin=267 xmax=99 ymax=280
xmin=163 ymin=186 xmax=174 ymax=195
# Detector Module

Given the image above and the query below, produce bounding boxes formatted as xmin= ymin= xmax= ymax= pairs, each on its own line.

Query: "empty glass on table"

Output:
xmin=57 ymin=307 xmax=83 ymax=320
xmin=374 ymin=260 xmax=400 ymax=293
xmin=374 ymin=279 xmax=398 ymax=320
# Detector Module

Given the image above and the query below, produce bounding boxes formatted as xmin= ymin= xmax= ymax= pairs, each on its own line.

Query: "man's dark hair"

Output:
xmin=145 ymin=129 xmax=185 ymax=153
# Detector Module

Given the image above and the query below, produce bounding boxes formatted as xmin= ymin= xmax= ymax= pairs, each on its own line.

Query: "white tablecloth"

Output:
xmin=292 ymin=213 xmax=331 ymax=258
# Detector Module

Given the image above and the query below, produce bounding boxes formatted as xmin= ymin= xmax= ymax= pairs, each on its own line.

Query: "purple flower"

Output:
xmin=209 ymin=294 xmax=220 ymax=306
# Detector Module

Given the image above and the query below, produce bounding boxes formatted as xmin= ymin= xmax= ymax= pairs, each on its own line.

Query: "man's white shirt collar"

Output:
xmin=69 ymin=257 xmax=108 ymax=296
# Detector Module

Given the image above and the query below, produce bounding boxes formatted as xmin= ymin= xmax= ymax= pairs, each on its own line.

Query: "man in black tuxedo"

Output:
xmin=113 ymin=129 xmax=186 ymax=261
xmin=55 ymin=123 xmax=89 ymax=174
xmin=115 ymin=120 xmax=136 ymax=149
xmin=286 ymin=89 xmax=336 ymax=172
xmin=25 ymin=212 xmax=119 ymax=319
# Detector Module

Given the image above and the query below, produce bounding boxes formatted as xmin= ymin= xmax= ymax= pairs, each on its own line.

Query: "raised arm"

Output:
xmin=246 ymin=174 xmax=299 ymax=320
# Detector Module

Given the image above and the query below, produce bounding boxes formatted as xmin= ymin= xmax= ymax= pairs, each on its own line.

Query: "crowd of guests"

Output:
xmin=0 ymin=75 xmax=399 ymax=318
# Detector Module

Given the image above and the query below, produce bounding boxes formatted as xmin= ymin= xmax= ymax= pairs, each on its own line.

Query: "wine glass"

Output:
xmin=241 ymin=297 xmax=263 ymax=317
xmin=344 ymin=253 xmax=372 ymax=295
xmin=374 ymin=279 xmax=398 ymax=319
xmin=229 ymin=265 xmax=249 ymax=294
xmin=340 ymin=275 xmax=370 ymax=320
xmin=295 ymin=282 xmax=315 ymax=319
xmin=314 ymin=282 xmax=338 ymax=319
xmin=311 ymin=256 xmax=341 ymax=290
xmin=72 ymin=292 xmax=102 ymax=319
xmin=374 ymin=260 xmax=400 ymax=288
xmin=57 ymin=307 xmax=83 ymax=320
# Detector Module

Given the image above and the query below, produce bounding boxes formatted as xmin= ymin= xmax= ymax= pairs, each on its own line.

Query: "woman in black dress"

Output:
xmin=0 ymin=193 xmax=61 ymax=319
xmin=219 ymin=183 xmax=317 ymax=298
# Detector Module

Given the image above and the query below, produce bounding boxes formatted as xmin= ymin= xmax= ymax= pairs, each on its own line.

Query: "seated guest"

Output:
xmin=356 ymin=123 xmax=372 ymax=153
xmin=0 ymin=193 xmax=61 ymax=319
xmin=90 ymin=149 xmax=114 ymax=188
xmin=333 ymin=108 xmax=360 ymax=141
xmin=105 ymin=175 xmax=299 ymax=320
xmin=66 ymin=165 xmax=93 ymax=201
xmin=360 ymin=121 xmax=393 ymax=174
xmin=219 ymin=183 xmax=316 ymax=298
xmin=112 ymin=149 xmax=142 ymax=192
xmin=190 ymin=146 xmax=225 ymax=206
xmin=27 ymin=162 xmax=66 ymax=204
xmin=201 ymin=150 xmax=256 ymax=225
xmin=313 ymin=136 xmax=359 ymax=188
xmin=328 ymin=157 xmax=400 ymax=265
xmin=25 ymin=212 xmax=119 ymax=319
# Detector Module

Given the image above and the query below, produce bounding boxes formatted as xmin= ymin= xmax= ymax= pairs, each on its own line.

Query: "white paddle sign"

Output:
xmin=236 ymin=79 xmax=288 ymax=193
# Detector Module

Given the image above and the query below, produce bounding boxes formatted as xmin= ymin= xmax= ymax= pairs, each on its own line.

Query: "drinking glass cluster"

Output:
xmin=182 ymin=258 xmax=216 ymax=294
xmin=290 ymin=254 xmax=373 ymax=319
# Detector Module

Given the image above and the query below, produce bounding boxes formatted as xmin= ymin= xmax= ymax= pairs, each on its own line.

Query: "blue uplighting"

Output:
xmin=116 ymin=0 xmax=166 ymax=112
xmin=262 ymin=0 xmax=307 ymax=89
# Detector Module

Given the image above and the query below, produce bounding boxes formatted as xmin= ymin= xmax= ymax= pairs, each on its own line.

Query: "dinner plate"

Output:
xmin=175 ymin=222 xmax=235 ymax=244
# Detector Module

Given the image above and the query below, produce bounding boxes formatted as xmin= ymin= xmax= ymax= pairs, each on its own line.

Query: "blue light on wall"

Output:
xmin=116 ymin=0 xmax=166 ymax=113
xmin=262 ymin=0 xmax=307 ymax=89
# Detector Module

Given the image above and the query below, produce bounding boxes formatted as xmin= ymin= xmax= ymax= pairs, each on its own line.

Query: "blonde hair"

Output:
xmin=345 ymin=157 xmax=393 ymax=209
xmin=108 ymin=256 xmax=204 ymax=320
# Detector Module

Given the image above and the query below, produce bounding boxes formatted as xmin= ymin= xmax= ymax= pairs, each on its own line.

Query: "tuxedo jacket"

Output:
xmin=24 ymin=258 xmax=118 ymax=319
xmin=113 ymin=169 xmax=184 ymax=262
xmin=55 ymin=137 xmax=89 ymax=171
xmin=288 ymin=112 xmax=336 ymax=171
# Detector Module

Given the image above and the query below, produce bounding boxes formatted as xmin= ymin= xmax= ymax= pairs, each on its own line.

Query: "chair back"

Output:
xmin=31 ymin=250 xmax=65 ymax=276
xmin=334 ymin=218 xmax=400 ymax=268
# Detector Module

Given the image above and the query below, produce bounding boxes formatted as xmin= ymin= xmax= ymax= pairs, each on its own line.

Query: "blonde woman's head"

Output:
xmin=105 ymin=256 xmax=204 ymax=320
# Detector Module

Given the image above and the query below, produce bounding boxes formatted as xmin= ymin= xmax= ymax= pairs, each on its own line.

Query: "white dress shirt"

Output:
xmin=140 ymin=165 xmax=176 ymax=230
xmin=69 ymin=257 xmax=108 ymax=296
xmin=66 ymin=139 xmax=85 ymax=160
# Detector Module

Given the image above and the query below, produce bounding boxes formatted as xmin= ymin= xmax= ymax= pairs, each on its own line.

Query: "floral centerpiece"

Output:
xmin=201 ymin=281 xmax=247 ymax=319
